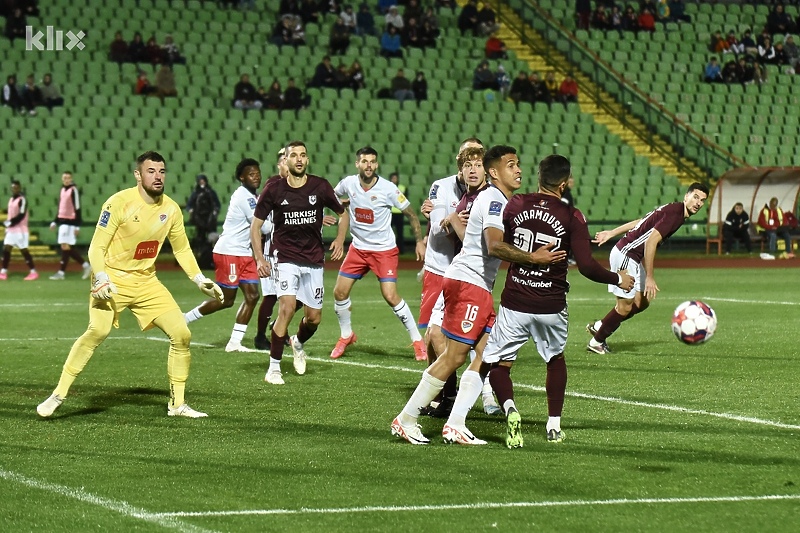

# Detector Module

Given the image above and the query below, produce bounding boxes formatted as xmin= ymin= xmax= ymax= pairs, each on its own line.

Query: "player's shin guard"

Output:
xmin=297 ymin=317 xmax=317 ymax=344
xmin=446 ymin=370 xmax=483 ymax=427
xmin=270 ymin=330 xmax=287 ymax=360
xmin=488 ymin=365 xmax=515 ymax=414
xmin=545 ymin=354 xmax=567 ymax=417
xmin=164 ymin=319 xmax=192 ymax=408
xmin=392 ymin=300 xmax=422 ymax=342
xmin=401 ymin=370 xmax=446 ymax=422
xmin=334 ymin=298 xmax=353 ymax=337
xmin=257 ymin=294 xmax=278 ymax=335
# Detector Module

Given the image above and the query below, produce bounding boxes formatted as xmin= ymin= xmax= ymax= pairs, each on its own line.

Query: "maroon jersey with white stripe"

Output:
xmin=500 ymin=192 xmax=618 ymax=314
xmin=254 ymin=175 xmax=344 ymax=266
xmin=614 ymin=202 xmax=686 ymax=263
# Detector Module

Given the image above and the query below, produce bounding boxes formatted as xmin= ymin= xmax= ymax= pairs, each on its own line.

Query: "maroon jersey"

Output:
xmin=254 ymin=175 xmax=344 ymax=266
xmin=614 ymin=202 xmax=686 ymax=263
xmin=500 ymin=193 xmax=618 ymax=314
xmin=453 ymin=184 xmax=488 ymax=256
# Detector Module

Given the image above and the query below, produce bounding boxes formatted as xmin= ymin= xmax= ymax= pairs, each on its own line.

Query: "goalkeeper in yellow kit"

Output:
xmin=36 ymin=151 xmax=224 ymax=419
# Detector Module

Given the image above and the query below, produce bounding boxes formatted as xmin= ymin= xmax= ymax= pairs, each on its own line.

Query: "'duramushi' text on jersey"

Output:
xmin=614 ymin=202 xmax=686 ymax=263
xmin=253 ymin=175 xmax=344 ymax=266
xmin=334 ymin=174 xmax=409 ymax=252
xmin=500 ymin=193 xmax=618 ymax=314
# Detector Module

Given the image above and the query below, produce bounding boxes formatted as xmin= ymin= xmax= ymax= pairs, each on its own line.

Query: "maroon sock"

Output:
xmin=270 ymin=330 xmax=287 ymax=360
xmin=1 ymin=249 xmax=10 ymax=269
xmin=489 ymin=366 xmax=514 ymax=410
xmin=595 ymin=308 xmax=625 ymax=343
xmin=59 ymin=249 xmax=70 ymax=271
xmin=257 ymin=295 xmax=278 ymax=335
xmin=442 ymin=371 xmax=458 ymax=400
xmin=620 ymin=303 xmax=640 ymax=322
xmin=546 ymin=355 xmax=567 ymax=417
xmin=69 ymin=248 xmax=84 ymax=263
xmin=297 ymin=318 xmax=317 ymax=344
xmin=21 ymin=249 xmax=35 ymax=270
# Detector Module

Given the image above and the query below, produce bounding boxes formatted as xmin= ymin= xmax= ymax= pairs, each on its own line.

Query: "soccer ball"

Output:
xmin=671 ymin=301 xmax=717 ymax=345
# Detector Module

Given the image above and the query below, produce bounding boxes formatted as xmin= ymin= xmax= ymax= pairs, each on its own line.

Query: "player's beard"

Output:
xmin=289 ymin=163 xmax=307 ymax=178
xmin=142 ymin=182 xmax=164 ymax=199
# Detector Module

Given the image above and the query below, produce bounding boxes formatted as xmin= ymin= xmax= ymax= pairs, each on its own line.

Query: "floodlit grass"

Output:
xmin=1 ymin=266 xmax=799 ymax=532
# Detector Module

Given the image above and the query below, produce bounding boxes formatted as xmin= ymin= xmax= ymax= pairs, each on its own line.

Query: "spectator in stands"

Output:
xmin=385 ymin=6 xmax=404 ymax=31
xmin=458 ymin=0 xmax=480 ymax=35
xmin=329 ymin=16 xmax=351 ymax=55
xmin=2 ymin=75 xmax=22 ymax=114
xmin=390 ymin=69 xmax=415 ymax=103
xmin=767 ymin=4 xmax=795 ymax=36
xmin=309 ymin=55 xmax=337 ymax=87
xmin=723 ymin=202 xmax=752 ymax=255
xmin=509 ymin=71 xmax=532 ymax=104
xmin=135 ymin=70 xmax=157 ymax=96
xmin=529 ymin=71 xmax=551 ymax=105
xmin=403 ymin=17 xmax=422 ymax=48
xmin=622 ymin=5 xmax=639 ymax=33
xmin=280 ymin=0 xmax=302 ymax=16
xmin=378 ymin=0 xmax=394 ymax=15
xmin=726 ymin=30 xmax=743 ymax=56
xmin=558 ymin=73 xmax=578 ymax=105
xmin=272 ymin=15 xmax=295 ymax=47
xmin=145 ymin=37 xmax=164 ymax=68
xmin=784 ymin=34 xmax=799 ymax=71
xmin=186 ymin=174 xmax=221 ymax=264
xmin=591 ymin=4 xmax=609 ymax=30
xmin=4 ymin=8 xmax=26 ymax=42
xmin=496 ymin=65 xmax=510 ymax=99
xmin=736 ymin=56 xmax=757 ymax=85
xmin=356 ymin=3 xmax=376 ymax=36
xmin=412 ymin=71 xmax=427 ymax=103
xmin=291 ymin=15 xmax=307 ymax=46
xmin=640 ymin=0 xmax=657 ymax=16
xmin=656 ymin=0 xmax=670 ymax=23
xmin=485 ymin=31 xmax=507 ymax=59
xmin=155 ymin=65 xmax=177 ymax=101
xmin=232 ymin=73 xmax=262 ymax=110
xmin=405 ymin=0 xmax=423 ymax=25
xmin=758 ymin=37 xmax=776 ymax=68
xmin=299 ymin=0 xmax=320 ymax=24
xmin=704 ymin=57 xmax=723 ymax=83
xmin=721 ymin=58 xmax=739 ymax=83
xmin=709 ymin=31 xmax=728 ymax=54
xmin=756 ymin=28 xmax=771 ymax=48
xmin=638 ymin=7 xmax=656 ymax=33
xmin=109 ymin=32 xmax=129 ymax=64
xmin=19 ymin=74 xmax=41 ymax=116
xmin=380 ymin=24 xmax=403 ymax=58
xmin=773 ymin=40 xmax=788 ymax=66
xmin=758 ymin=197 xmax=794 ymax=258
xmin=335 ymin=63 xmax=351 ymax=89
xmin=162 ymin=35 xmax=186 ymax=67
xmin=348 ymin=61 xmax=366 ymax=92
xmin=128 ymin=32 xmax=147 ymax=64
xmin=668 ymin=0 xmax=690 ymax=23
xmin=472 ymin=60 xmax=498 ymax=90
xmin=544 ymin=71 xmax=559 ymax=100
xmin=741 ymin=30 xmax=758 ymax=57
xmin=477 ymin=4 xmax=500 ymax=36
xmin=421 ymin=6 xmax=439 ymax=34
xmin=340 ymin=5 xmax=357 ymax=32
xmin=576 ymin=0 xmax=591 ymax=31
xmin=609 ymin=5 xmax=623 ymax=33
xmin=40 ymin=74 xmax=64 ymax=110
xmin=420 ymin=18 xmax=439 ymax=48
xmin=282 ymin=77 xmax=311 ymax=112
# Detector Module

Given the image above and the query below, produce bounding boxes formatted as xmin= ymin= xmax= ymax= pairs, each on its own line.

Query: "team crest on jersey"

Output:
xmin=281 ymin=280 xmax=288 ymax=290
xmin=430 ymin=184 xmax=439 ymax=199
xmin=133 ymin=215 xmax=139 ymax=222
xmin=450 ymin=200 xmax=458 ymax=209
xmin=248 ymin=198 xmax=257 ymax=209
xmin=99 ymin=210 xmax=111 ymax=227
xmin=309 ymin=195 xmax=317 ymax=205
xmin=488 ymin=201 xmax=502 ymax=215
xmin=159 ymin=214 xmax=167 ymax=223
xmin=370 ymin=195 xmax=377 ymax=202
xmin=228 ymin=274 xmax=237 ymax=283
xmin=461 ymin=321 xmax=474 ymax=333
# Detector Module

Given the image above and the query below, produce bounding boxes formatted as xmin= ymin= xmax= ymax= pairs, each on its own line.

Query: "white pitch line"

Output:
xmin=153 ymin=493 xmax=800 ymax=518
xmin=0 ymin=468 xmax=219 ymax=533
xmin=302 ymin=356 xmax=800 ymax=430
xmin=0 ymin=336 xmax=215 ymax=348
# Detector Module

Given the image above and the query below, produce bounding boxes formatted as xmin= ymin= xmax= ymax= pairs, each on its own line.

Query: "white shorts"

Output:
xmin=608 ymin=247 xmax=643 ymax=298
xmin=428 ymin=291 xmax=445 ymax=328
xmin=57 ymin=224 xmax=79 ymax=246
xmin=482 ymin=304 xmax=568 ymax=365
xmin=3 ymin=231 xmax=29 ymax=249
xmin=274 ymin=262 xmax=324 ymax=309
xmin=259 ymin=255 xmax=277 ymax=296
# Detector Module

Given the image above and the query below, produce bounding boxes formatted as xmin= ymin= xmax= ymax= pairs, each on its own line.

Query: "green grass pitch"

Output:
xmin=0 ymin=266 xmax=798 ymax=532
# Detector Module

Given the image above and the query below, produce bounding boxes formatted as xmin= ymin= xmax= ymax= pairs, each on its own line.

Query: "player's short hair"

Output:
xmin=285 ymin=140 xmax=306 ymax=153
xmin=62 ymin=171 xmax=72 ymax=176
xmin=483 ymin=145 xmax=517 ymax=173
xmin=235 ymin=158 xmax=260 ymax=181
xmin=277 ymin=147 xmax=286 ymax=161
xmin=687 ymin=182 xmax=710 ymax=196
xmin=458 ymin=137 xmax=484 ymax=153
xmin=356 ymin=146 xmax=379 ymax=159
xmin=136 ymin=151 xmax=165 ymax=167
xmin=11 ymin=179 xmax=20 ymax=187
xmin=734 ymin=202 xmax=744 ymax=208
xmin=457 ymin=146 xmax=485 ymax=170
xmin=538 ymin=154 xmax=571 ymax=189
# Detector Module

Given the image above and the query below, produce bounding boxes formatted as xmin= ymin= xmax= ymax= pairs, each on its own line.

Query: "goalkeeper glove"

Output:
xmin=194 ymin=274 xmax=224 ymax=303
xmin=91 ymin=272 xmax=118 ymax=300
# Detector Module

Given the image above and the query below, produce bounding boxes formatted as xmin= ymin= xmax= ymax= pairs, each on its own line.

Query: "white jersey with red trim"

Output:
xmin=444 ymin=185 xmax=507 ymax=292
xmin=424 ymin=175 xmax=464 ymax=276
xmin=213 ymin=185 xmax=260 ymax=257
xmin=334 ymin=174 xmax=409 ymax=252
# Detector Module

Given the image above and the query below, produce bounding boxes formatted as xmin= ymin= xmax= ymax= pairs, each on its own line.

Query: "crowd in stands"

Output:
xmin=576 ymin=0 xmax=691 ymax=33
xmin=232 ymin=73 xmax=312 ymax=113
xmin=2 ymin=73 xmax=64 ymax=115
xmin=109 ymin=32 xmax=187 ymax=68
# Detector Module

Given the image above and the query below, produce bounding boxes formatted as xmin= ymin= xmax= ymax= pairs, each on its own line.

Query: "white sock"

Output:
xmin=482 ymin=374 xmax=493 ymax=395
xmin=334 ymin=298 xmax=352 ymax=337
xmin=269 ymin=357 xmax=281 ymax=370
xmin=503 ymin=399 xmax=517 ymax=415
xmin=547 ymin=416 xmax=561 ymax=432
xmin=400 ymin=370 xmax=445 ymax=423
xmin=184 ymin=307 xmax=203 ymax=324
xmin=446 ymin=370 xmax=483 ymax=427
xmin=82 ymin=261 xmax=89 ymax=268
xmin=392 ymin=300 xmax=422 ymax=342
xmin=594 ymin=319 xmax=602 ymax=331
xmin=229 ymin=323 xmax=247 ymax=344
xmin=0 ymin=269 xmax=6 ymax=274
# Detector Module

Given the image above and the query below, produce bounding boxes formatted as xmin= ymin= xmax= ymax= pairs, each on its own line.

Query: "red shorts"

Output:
xmin=440 ymin=278 xmax=495 ymax=345
xmin=213 ymin=253 xmax=259 ymax=288
xmin=339 ymin=246 xmax=399 ymax=282
xmin=418 ymin=270 xmax=444 ymax=328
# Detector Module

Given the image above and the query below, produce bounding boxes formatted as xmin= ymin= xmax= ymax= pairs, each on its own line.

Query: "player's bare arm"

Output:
xmin=402 ymin=205 xmax=426 ymax=261
xmin=329 ymin=209 xmax=349 ymax=261
xmin=486 ymin=227 xmax=567 ymax=266
xmin=420 ymin=198 xmax=433 ymax=219
xmin=642 ymin=229 xmax=662 ymax=300
xmin=250 ymin=215 xmax=271 ymax=277
xmin=322 ymin=214 xmax=337 ymax=226
xmin=593 ymin=219 xmax=641 ymax=246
